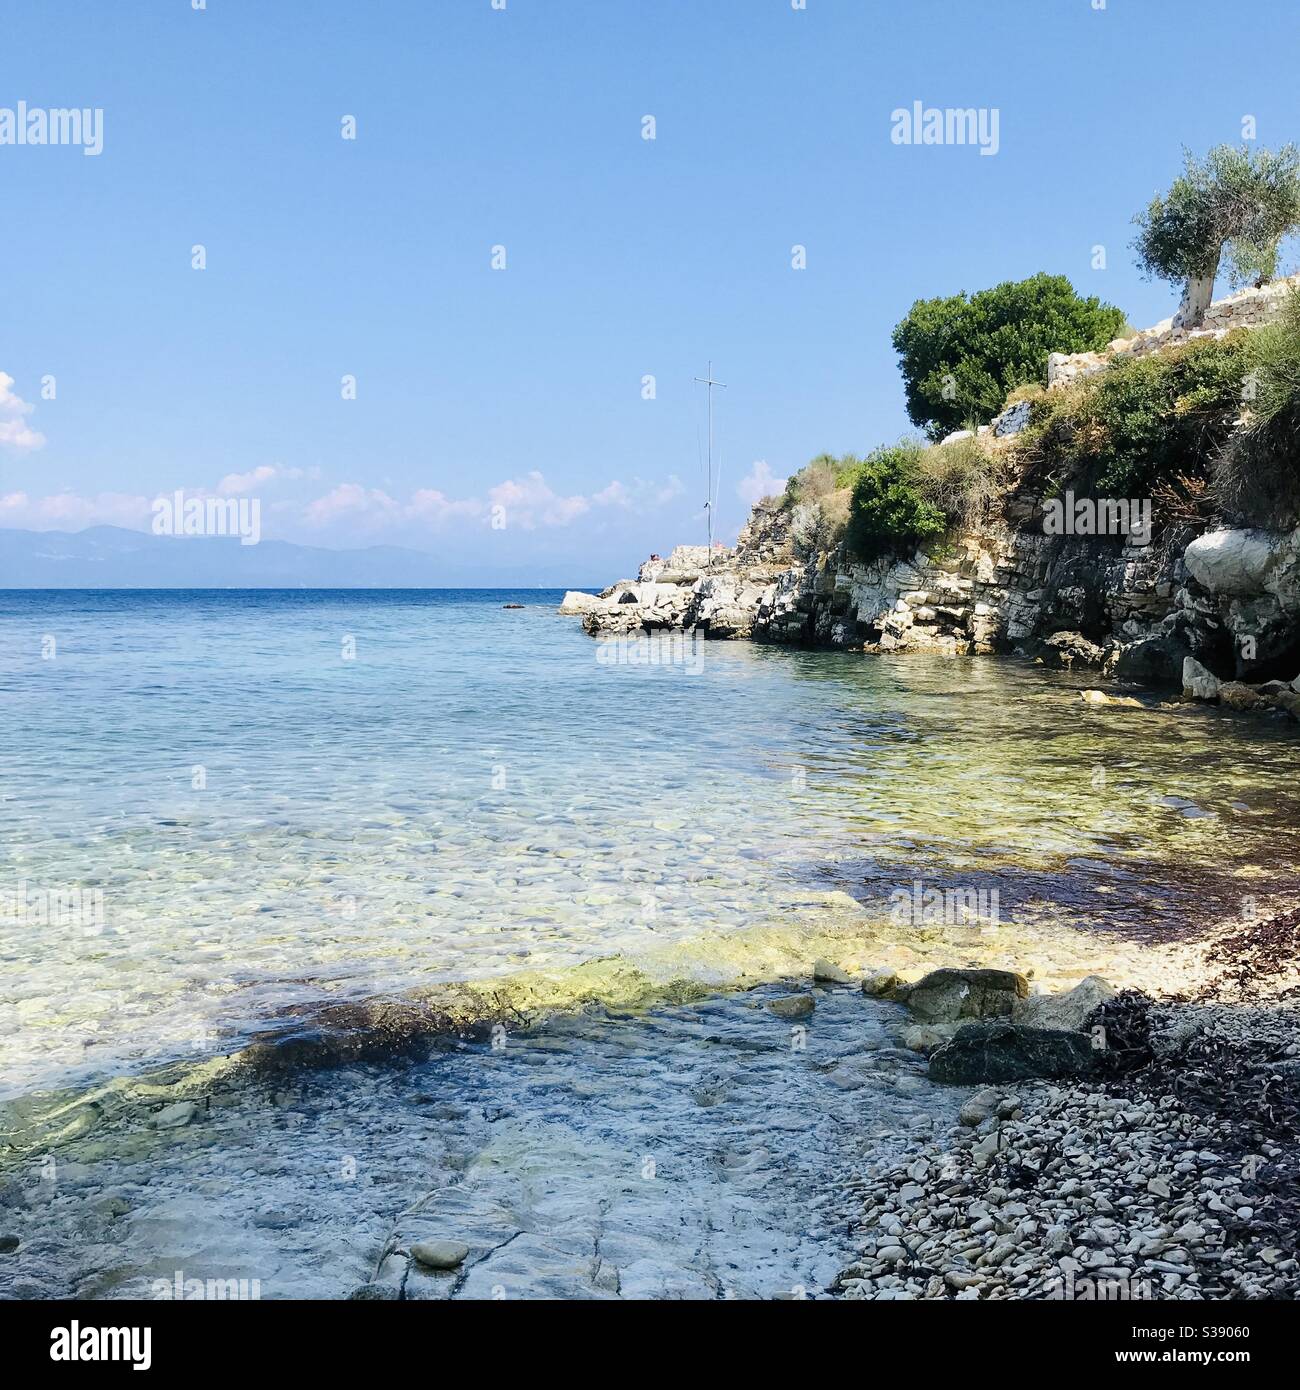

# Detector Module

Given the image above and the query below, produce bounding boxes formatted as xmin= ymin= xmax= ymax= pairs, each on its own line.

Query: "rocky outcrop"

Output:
xmin=560 ymin=283 xmax=1300 ymax=723
xmin=928 ymin=1021 xmax=1099 ymax=1085
xmin=558 ymin=591 xmax=601 ymax=615
xmin=576 ymin=501 xmax=794 ymax=639
xmin=901 ymin=968 xmax=1029 ymax=1024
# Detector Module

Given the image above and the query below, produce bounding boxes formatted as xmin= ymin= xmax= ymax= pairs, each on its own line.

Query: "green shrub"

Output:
xmin=781 ymin=452 xmax=871 ymax=557
xmin=1217 ymin=289 xmax=1300 ymax=525
xmin=916 ymin=434 xmax=1009 ymax=532
xmin=846 ymin=441 xmax=947 ymax=561
xmin=1014 ymin=334 xmax=1248 ymax=503
xmin=892 ymin=273 xmax=1127 ymax=439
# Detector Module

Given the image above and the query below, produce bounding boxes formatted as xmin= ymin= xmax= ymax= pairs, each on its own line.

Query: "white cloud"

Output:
xmin=217 ymin=465 xmax=278 ymax=496
xmin=487 ymin=471 xmax=591 ymax=530
xmin=302 ymin=483 xmax=401 ymax=530
xmin=1 ymin=466 xmax=685 ymax=544
xmin=0 ymin=489 xmax=149 ymax=529
xmin=0 ymin=373 xmax=46 ymax=452
xmin=655 ymin=474 xmax=686 ymax=505
xmin=406 ymin=488 xmax=485 ymax=524
xmin=736 ymin=460 xmax=787 ymax=508
xmin=217 ymin=464 xmax=313 ymax=495
xmin=591 ymin=481 xmax=628 ymax=507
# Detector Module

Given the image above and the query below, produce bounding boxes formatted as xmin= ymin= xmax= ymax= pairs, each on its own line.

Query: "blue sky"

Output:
xmin=2 ymin=0 xmax=1299 ymax=581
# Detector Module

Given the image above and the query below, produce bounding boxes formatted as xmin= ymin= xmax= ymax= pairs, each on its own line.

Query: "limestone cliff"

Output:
xmin=561 ymin=279 xmax=1300 ymax=721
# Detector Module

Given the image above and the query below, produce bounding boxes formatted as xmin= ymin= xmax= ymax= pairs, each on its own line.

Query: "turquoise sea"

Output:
xmin=3 ymin=589 xmax=1300 ymax=1110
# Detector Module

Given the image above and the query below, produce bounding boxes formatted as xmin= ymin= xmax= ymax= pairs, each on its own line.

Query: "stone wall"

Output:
xmin=1047 ymin=274 xmax=1300 ymax=391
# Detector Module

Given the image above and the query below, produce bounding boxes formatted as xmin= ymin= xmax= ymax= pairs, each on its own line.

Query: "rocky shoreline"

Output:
xmin=837 ymin=907 xmax=1300 ymax=1301
xmin=559 ymin=284 xmax=1300 ymax=722
xmin=3 ymin=898 xmax=1295 ymax=1301
xmin=840 ymin=997 xmax=1300 ymax=1301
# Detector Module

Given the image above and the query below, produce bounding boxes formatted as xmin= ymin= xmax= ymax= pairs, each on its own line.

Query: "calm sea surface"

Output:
xmin=3 ymin=589 xmax=1299 ymax=1103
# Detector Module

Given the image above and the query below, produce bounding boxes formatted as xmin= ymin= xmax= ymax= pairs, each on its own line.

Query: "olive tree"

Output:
xmin=1133 ymin=144 xmax=1300 ymax=329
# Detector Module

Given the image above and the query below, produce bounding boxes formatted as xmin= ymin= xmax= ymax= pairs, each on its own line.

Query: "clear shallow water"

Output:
xmin=3 ymin=589 xmax=1300 ymax=1104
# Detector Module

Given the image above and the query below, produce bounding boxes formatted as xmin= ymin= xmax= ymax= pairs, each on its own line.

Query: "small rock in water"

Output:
xmin=812 ymin=958 xmax=854 ymax=985
xmin=862 ymin=969 xmax=901 ymax=998
xmin=410 ymin=1240 xmax=470 ymax=1270
xmin=0 ymin=1235 xmax=19 ymax=1254
xmin=151 ymin=1101 xmax=199 ymax=1129
xmin=768 ymin=994 xmax=815 ymax=1020
xmin=348 ymin=1283 xmax=401 ymax=1300
xmin=902 ymin=1023 xmax=957 ymax=1055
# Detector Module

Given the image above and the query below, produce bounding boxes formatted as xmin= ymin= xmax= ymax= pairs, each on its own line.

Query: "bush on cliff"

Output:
xmin=892 ymin=273 xmax=1128 ymax=439
xmin=1013 ymin=333 xmax=1248 ymax=511
xmin=782 ymin=453 xmax=868 ymax=558
xmin=1217 ymin=289 xmax=1300 ymax=526
xmin=916 ymin=433 xmax=1010 ymax=532
xmin=846 ymin=441 xmax=946 ymax=561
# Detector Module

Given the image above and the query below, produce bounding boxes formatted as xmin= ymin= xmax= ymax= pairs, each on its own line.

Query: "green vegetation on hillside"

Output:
xmin=770 ymin=143 xmax=1300 ymax=561
xmin=1011 ymin=334 xmax=1249 ymax=507
xmin=892 ymin=273 xmax=1127 ymax=439
xmin=1219 ymin=289 xmax=1300 ymax=526
xmin=779 ymin=435 xmax=1009 ymax=566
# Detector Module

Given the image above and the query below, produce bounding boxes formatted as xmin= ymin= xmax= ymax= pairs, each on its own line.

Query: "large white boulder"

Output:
xmin=1012 ymin=975 xmax=1115 ymax=1032
xmin=1183 ymin=529 xmax=1279 ymax=598
xmin=1182 ymin=656 xmax=1221 ymax=701
xmin=558 ymin=591 xmax=600 ymax=615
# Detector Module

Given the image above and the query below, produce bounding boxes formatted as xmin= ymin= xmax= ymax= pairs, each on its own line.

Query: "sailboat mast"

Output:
xmin=693 ymin=361 xmax=726 ymax=567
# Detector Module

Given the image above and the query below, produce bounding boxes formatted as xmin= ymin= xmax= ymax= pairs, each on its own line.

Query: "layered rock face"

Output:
xmin=752 ymin=523 xmax=1176 ymax=664
xmin=560 ymin=280 xmax=1300 ymax=716
xmin=565 ymin=506 xmax=1300 ymax=713
xmin=565 ymin=501 xmax=794 ymax=640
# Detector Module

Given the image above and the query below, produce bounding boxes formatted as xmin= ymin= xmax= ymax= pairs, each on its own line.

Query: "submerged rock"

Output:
xmin=410 ymin=1240 xmax=470 ymax=1271
xmin=929 ymin=1021 xmax=1098 ymax=1085
xmin=1218 ymin=681 xmax=1267 ymax=712
xmin=1079 ymin=689 xmax=1144 ymax=709
xmin=862 ymin=969 xmax=902 ymax=998
xmin=902 ymin=1023 xmax=958 ymax=1055
xmin=150 ymin=1101 xmax=199 ymax=1129
xmin=812 ymin=958 xmax=855 ymax=984
xmin=768 ymin=993 xmax=815 ymax=1020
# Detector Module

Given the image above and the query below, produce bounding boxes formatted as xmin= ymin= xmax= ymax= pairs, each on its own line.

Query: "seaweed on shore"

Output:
xmin=1195 ymin=904 xmax=1300 ymax=1003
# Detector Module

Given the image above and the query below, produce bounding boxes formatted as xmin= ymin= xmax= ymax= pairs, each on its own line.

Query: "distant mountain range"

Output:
xmin=0 ymin=526 xmax=601 ymax=589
